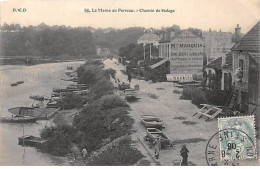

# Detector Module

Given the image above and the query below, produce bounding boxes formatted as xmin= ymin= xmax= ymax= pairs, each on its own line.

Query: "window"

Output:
xmin=239 ymin=59 xmax=244 ymax=70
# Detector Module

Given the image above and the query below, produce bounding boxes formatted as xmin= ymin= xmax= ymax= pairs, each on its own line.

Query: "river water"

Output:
xmin=0 ymin=61 xmax=84 ymax=165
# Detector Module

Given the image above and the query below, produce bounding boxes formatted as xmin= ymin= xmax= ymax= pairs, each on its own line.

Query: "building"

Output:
xmin=137 ymin=32 xmax=161 ymax=47
xmin=137 ymin=30 xmax=162 ymax=60
xmin=96 ymin=46 xmax=111 ymax=56
xmin=231 ymin=21 xmax=260 ymax=116
xmin=205 ymin=52 xmax=233 ymax=90
xmin=202 ymin=29 xmax=233 ymax=62
xmin=159 ymin=29 xmax=205 ymax=80
xmin=232 ymin=24 xmax=243 ymax=44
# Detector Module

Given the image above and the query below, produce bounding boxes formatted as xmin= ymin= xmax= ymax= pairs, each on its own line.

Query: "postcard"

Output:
xmin=0 ymin=0 xmax=259 ymax=166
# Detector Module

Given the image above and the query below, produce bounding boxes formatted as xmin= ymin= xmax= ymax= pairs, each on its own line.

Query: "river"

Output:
xmin=0 ymin=61 xmax=84 ymax=165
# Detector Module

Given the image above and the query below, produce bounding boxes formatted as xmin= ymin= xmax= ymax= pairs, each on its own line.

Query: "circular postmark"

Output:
xmin=205 ymin=128 xmax=256 ymax=166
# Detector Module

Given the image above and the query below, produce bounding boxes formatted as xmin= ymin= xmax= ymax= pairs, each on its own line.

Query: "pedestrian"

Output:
xmin=127 ymin=73 xmax=132 ymax=83
xmin=153 ymin=136 xmax=161 ymax=160
xmin=180 ymin=144 xmax=189 ymax=166
xmin=82 ymin=148 xmax=88 ymax=161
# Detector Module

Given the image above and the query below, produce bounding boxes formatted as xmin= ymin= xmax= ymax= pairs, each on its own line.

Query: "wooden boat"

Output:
xmin=144 ymin=128 xmax=173 ymax=148
xmin=8 ymin=107 xmax=59 ymax=120
xmin=118 ymin=82 xmax=130 ymax=90
xmin=125 ymin=89 xmax=138 ymax=101
xmin=46 ymin=100 xmax=60 ymax=108
xmin=0 ymin=116 xmax=37 ymax=123
xmin=51 ymin=92 xmax=60 ymax=97
xmin=29 ymin=95 xmax=45 ymax=101
xmin=53 ymin=88 xmax=79 ymax=93
xmin=73 ymin=89 xmax=89 ymax=96
xmin=17 ymin=81 xmax=24 ymax=84
xmin=141 ymin=115 xmax=164 ymax=129
xmin=18 ymin=135 xmax=47 ymax=147
xmin=11 ymin=83 xmax=18 ymax=86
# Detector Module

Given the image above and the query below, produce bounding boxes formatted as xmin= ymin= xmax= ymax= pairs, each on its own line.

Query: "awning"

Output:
xmin=149 ymin=58 xmax=168 ymax=69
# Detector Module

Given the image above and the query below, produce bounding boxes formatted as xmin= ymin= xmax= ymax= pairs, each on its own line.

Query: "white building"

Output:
xmin=159 ymin=29 xmax=205 ymax=77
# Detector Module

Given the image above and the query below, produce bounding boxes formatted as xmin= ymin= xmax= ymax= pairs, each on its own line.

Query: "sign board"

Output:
xmin=166 ymin=74 xmax=193 ymax=82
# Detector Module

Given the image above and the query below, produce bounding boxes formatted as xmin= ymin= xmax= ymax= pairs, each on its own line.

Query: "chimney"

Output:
xmin=235 ymin=24 xmax=241 ymax=37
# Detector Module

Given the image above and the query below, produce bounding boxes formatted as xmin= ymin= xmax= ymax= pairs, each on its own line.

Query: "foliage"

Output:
xmin=0 ymin=23 xmax=96 ymax=57
xmin=100 ymin=95 xmax=129 ymax=110
xmin=39 ymin=125 xmax=75 ymax=156
xmin=88 ymin=137 xmax=144 ymax=166
xmin=191 ymin=88 xmax=206 ymax=106
xmin=181 ymin=86 xmax=231 ymax=107
xmin=106 ymin=68 xmax=116 ymax=79
xmin=60 ymin=92 xmax=82 ymax=109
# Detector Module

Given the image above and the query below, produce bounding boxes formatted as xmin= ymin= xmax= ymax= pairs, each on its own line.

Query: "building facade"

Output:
xmin=159 ymin=30 xmax=205 ymax=77
xmin=202 ymin=29 xmax=233 ymax=62
xmin=96 ymin=46 xmax=111 ymax=56
xmin=205 ymin=52 xmax=233 ymax=91
xmin=231 ymin=21 xmax=260 ymax=116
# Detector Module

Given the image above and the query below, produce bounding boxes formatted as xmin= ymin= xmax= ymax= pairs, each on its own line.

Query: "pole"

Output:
xmin=150 ymin=43 xmax=152 ymax=60
xmin=1 ymin=105 xmax=3 ymax=117
xmin=143 ymin=43 xmax=146 ymax=60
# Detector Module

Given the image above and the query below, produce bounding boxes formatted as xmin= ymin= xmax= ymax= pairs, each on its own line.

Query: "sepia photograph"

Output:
xmin=0 ymin=0 xmax=259 ymax=166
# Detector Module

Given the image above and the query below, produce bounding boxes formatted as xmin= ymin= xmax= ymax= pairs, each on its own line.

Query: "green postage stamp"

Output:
xmin=218 ymin=115 xmax=256 ymax=161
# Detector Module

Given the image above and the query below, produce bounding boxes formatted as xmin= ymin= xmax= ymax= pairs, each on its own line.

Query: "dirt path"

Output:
xmin=104 ymin=59 xmax=260 ymax=166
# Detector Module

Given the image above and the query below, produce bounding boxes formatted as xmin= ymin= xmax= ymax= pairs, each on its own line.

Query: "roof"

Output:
xmin=159 ymin=29 xmax=203 ymax=43
xmin=248 ymin=52 xmax=260 ymax=64
xmin=232 ymin=21 xmax=260 ymax=52
xmin=138 ymin=33 xmax=160 ymax=42
xmin=149 ymin=58 xmax=168 ymax=69
xmin=205 ymin=52 xmax=232 ymax=70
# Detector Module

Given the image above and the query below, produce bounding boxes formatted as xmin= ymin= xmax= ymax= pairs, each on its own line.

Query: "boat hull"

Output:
xmin=0 ymin=116 xmax=37 ymax=123
xmin=18 ymin=135 xmax=47 ymax=147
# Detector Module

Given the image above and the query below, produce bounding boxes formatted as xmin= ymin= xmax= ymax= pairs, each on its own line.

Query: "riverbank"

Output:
xmin=0 ymin=57 xmax=86 ymax=66
xmin=38 ymin=59 xmax=144 ymax=165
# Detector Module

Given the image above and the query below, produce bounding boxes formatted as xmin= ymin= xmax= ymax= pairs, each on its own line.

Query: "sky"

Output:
xmin=0 ymin=0 xmax=260 ymax=33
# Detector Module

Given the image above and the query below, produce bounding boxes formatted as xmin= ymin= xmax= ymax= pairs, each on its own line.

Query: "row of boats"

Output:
xmin=140 ymin=115 xmax=173 ymax=148
xmin=11 ymin=80 xmax=24 ymax=86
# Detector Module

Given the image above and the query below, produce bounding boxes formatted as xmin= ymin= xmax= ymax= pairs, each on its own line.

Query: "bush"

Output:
xmin=90 ymin=80 xmax=115 ymax=101
xmin=39 ymin=125 xmax=75 ymax=156
xmin=88 ymin=137 xmax=143 ymax=165
xmin=106 ymin=68 xmax=116 ymax=79
xmin=100 ymin=95 xmax=129 ymax=110
xmin=60 ymin=92 xmax=82 ymax=109
xmin=191 ymin=88 xmax=206 ymax=106
xmin=180 ymin=86 xmax=193 ymax=100
xmin=206 ymin=90 xmax=231 ymax=106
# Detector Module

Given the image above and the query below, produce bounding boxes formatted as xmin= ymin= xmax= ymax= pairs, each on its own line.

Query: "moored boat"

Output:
xmin=141 ymin=115 xmax=164 ymax=129
xmin=17 ymin=81 xmax=24 ymax=84
xmin=8 ymin=107 xmax=59 ymax=120
xmin=144 ymin=128 xmax=173 ymax=148
xmin=11 ymin=83 xmax=18 ymax=86
xmin=0 ymin=116 xmax=37 ymax=123
xmin=29 ymin=95 xmax=45 ymax=101
xmin=18 ymin=135 xmax=47 ymax=147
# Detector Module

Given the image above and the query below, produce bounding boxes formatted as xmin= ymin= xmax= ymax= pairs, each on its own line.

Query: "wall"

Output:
xmin=169 ymin=30 xmax=204 ymax=75
xmin=203 ymin=31 xmax=233 ymax=61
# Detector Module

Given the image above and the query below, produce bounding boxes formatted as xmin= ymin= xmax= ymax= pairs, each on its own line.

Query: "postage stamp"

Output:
xmin=218 ymin=115 xmax=256 ymax=161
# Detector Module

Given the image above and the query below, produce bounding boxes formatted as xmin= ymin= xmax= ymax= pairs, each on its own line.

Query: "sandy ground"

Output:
xmin=104 ymin=58 xmax=260 ymax=166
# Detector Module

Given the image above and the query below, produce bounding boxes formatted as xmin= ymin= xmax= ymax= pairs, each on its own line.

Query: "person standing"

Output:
xmin=82 ymin=148 xmax=88 ymax=161
xmin=153 ymin=136 xmax=161 ymax=160
xmin=180 ymin=145 xmax=189 ymax=166
xmin=127 ymin=73 xmax=132 ymax=83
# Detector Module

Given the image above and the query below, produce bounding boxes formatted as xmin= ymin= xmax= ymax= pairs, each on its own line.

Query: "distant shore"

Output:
xmin=0 ymin=57 xmax=86 ymax=66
